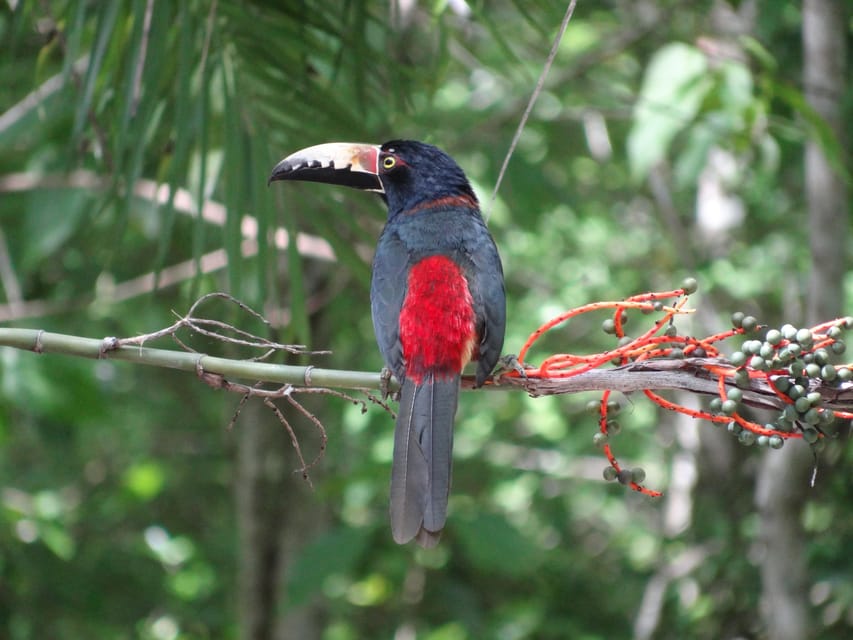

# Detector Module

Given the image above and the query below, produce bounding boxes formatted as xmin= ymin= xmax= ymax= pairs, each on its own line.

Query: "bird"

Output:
xmin=269 ymin=140 xmax=505 ymax=547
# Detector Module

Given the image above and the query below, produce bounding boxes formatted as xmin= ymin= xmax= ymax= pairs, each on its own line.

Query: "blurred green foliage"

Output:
xmin=0 ymin=1 xmax=851 ymax=639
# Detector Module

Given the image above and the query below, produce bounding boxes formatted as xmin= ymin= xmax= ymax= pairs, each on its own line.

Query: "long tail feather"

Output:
xmin=390 ymin=373 xmax=459 ymax=547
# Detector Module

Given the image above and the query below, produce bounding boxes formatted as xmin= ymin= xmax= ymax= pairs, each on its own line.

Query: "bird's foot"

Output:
xmin=496 ymin=354 xmax=530 ymax=381
xmin=379 ymin=367 xmax=395 ymax=400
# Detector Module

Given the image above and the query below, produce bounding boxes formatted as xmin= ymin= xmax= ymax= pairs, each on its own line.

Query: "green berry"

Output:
xmin=727 ymin=388 xmax=743 ymax=403
xmin=731 ymin=312 xmax=745 ymax=328
xmin=603 ymin=466 xmax=618 ymax=481
xmin=806 ymin=392 xmax=822 ymax=406
xmin=721 ymin=399 xmax=738 ymax=415
xmin=769 ymin=435 xmax=784 ymax=449
xmin=727 ymin=421 xmax=742 ymax=435
xmin=830 ymin=341 xmax=846 ymax=355
xmin=781 ymin=324 xmax=798 ymax=340
xmin=787 ymin=384 xmax=805 ymax=400
xmin=794 ymin=397 xmax=812 ymax=413
xmin=741 ymin=316 xmax=758 ymax=333
xmin=813 ymin=349 xmax=829 ymax=366
xmin=606 ymin=419 xmax=621 ymax=435
xmin=734 ymin=369 xmax=751 ymax=388
xmin=749 ymin=355 xmax=767 ymax=371
xmin=631 ymin=467 xmax=646 ymax=483
xmin=795 ymin=328 xmax=813 ymax=345
xmin=806 ymin=363 xmax=821 ymax=378
xmin=819 ymin=410 xmax=835 ymax=425
xmin=681 ymin=277 xmax=698 ymax=294
xmin=742 ymin=340 xmax=759 ymax=355
xmin=709 ymin=397 xmax=723 ymax=413
xmin=593 ymin=432 xmax=609 ymax=447
xmin=759 ymin=343 xmax=776 ymax=359
xmin=606 ymin=400 xmax=621 ymax=415
xmin=602 ymin=318 xmax=616 ymax=335
xmin=837 ymin=367 xmax=852 ymax=381
xmin=665 ymin=325 xmax=677 ymax=338
xmin=739 ymin=430 xmax=756 ymax=445
xmin=586 ymin=399 xmax=601 ymax=414
xmin=757 ymin=435 xmax=769 ymax=447
xmin=789 ymin=360 xmax=806 ymax=377
xmin=828 ymin=326 xmax=842 ymax=339
xmin=616 ymin=469 xmax=633 ymax=485
xmin=730 ymin=351 xmax=747 ymax=367
xmin=773 ymin=376 xmax=791 ymax=392
xmin=765 ymin=329 xmax=782 ymax=345
xmin=821 ymin=365 xmax=837 ymax=381
xmin=803 ymin=409 xmax=821 ymax=425
xmin=669 ymin=348 xmax=684 ymax=359
xmin=802 ymin=428 xmax=819 ymax=444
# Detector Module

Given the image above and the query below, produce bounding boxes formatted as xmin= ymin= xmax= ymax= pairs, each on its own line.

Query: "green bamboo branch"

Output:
xmin=0 ymin=328 xmax=384 ymax=391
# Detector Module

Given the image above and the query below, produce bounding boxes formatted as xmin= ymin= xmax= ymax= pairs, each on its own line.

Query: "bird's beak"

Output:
xmin=268 ymin=142 xmax=384 ymax=193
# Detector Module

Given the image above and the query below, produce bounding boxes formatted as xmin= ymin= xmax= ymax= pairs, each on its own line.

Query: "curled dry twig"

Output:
xmin=117 ymin=292 xmax=323 ymax=359
xmin=111 ymin=292 xmax=391 ymax=481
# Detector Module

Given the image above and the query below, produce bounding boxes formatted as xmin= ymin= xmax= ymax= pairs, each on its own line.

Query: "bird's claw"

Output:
xmin=497 ymin=354 xmax=529 ymax=381
xmin=379 ymin=367 xmax=394 ymax=400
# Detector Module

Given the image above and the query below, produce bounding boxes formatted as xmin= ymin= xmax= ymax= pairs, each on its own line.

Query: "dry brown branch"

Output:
xmin=488 ymin=357 xmax=853 ymax=415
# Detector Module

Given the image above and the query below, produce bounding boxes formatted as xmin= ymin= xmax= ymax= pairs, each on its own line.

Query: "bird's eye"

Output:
xmin=382 ymin=156 xmax=397 ymax=170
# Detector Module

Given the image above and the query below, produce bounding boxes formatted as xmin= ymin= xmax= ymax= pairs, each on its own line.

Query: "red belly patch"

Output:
xmin=399 ymin=256 xmax=476 ymax=384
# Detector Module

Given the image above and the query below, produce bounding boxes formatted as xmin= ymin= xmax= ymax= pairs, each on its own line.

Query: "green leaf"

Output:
xmin=71 ymin=1 xmax=120 ymax=145
xmin=627 ymin=42 xmax=711 ymax=181
xmin=40 ymin=523 xmax=76 ymax=560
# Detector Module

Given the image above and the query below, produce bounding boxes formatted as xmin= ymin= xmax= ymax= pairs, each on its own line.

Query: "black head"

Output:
xmin=375 ymin=140 xmax=478 ymax=216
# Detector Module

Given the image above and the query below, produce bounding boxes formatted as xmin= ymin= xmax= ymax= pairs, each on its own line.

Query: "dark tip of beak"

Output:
xmin=268 ymin=160 xmax=299 ymax=186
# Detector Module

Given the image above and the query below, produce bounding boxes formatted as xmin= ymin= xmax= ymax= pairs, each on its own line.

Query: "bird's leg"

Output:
xmin=496 ymin=354 xmax=529 ymax=381
xmin=379 ymin=366 xmax=396 ymax=400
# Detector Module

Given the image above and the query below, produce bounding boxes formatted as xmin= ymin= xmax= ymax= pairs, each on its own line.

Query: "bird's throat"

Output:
xmin=400 ymin=256 xmax=476 ymax=384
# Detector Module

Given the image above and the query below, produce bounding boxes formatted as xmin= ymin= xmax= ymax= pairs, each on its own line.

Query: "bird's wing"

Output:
xmin=370 ymin=227 xmax=410 ymax=381
xmin=465 ymin=225 xmax=506 ymax=386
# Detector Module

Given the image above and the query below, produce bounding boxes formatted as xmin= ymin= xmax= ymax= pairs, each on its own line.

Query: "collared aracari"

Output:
xmin=269 ymin=140 xmax=505 ymax=547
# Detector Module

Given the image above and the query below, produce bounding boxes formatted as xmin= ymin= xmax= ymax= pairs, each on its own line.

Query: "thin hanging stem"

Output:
xmin=486 ymin=0 xmax=578 ymax=221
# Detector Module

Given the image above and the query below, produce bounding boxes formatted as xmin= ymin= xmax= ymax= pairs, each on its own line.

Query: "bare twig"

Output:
xmin=116 ymin=292 xmax=322 ymax=356
xmin=487 ymin=0 xmax=578 ymax=220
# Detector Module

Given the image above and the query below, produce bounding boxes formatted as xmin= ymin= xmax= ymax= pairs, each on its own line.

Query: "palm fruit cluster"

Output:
xmin=711 ymin=313 xmax=852 ymax=452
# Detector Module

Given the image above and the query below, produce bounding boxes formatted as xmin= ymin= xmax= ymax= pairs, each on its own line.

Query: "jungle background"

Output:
xmin=0 ymin=1 xmax=850 ymax=639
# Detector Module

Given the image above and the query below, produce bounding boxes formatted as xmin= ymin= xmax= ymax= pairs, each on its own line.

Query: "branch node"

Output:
xmin=99 ymin=336 xmax=119 ymax=357
xmin=33 ymin=330 xmax=45 ymax=354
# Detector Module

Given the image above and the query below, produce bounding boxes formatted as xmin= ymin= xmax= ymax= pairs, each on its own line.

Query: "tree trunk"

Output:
xmin=757 ymin=2 xmax=848 ymax=639
xmin=236 ymin=399 xmax=327 ymax=640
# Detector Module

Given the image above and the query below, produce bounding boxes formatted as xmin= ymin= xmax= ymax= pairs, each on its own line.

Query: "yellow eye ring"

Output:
xmin=382 ymin=156 xmax=396 ymax=169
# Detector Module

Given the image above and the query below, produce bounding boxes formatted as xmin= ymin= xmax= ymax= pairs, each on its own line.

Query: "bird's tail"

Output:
xmin=390 ymin=373 xmax=459 ymax=548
